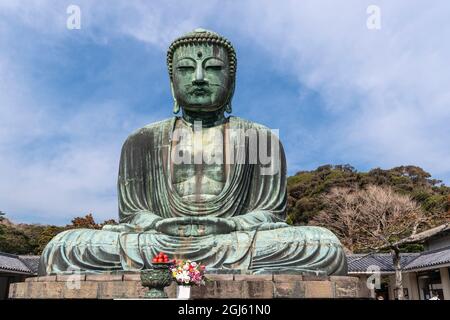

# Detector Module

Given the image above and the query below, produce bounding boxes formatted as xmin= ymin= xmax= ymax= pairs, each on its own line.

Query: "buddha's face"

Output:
xmin=172 ymin=44 xmax=232 ymax=112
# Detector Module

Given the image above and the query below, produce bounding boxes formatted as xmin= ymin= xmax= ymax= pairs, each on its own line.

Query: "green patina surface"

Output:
xmin=38 ymin=29 xmax=347 ymax=276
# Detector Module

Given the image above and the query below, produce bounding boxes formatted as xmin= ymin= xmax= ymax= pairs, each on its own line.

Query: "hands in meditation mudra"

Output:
xmin=39 ymin=29 xmax=347 ymax=276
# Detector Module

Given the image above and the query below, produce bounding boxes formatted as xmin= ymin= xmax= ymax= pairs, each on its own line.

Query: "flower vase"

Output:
xmin=140 ymin=265 xmax=172 ymax=299
xmin=177 ymin=285 xmax=191 ymax=299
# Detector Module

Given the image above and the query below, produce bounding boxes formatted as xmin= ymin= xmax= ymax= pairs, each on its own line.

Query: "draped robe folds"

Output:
xmin=38 ymin=117 xmax=347 ymax=276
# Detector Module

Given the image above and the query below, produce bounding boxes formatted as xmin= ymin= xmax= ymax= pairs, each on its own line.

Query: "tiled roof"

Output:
xmin=393 ymin=223 xmax=450 ymax=246
xmin=348 ymin=224 xmax=450 ymax=273
xmin=403 ymin=246 xmax=450 ymax=271
xmin=349 ymin=247 xmax=450 ymax=273
xmin=18 ymin=255 xmax=41 ymax=274
xmin=0 ymin=252 xmax=40 ymax=274
xmin=348 ymin=253 xmax=419 ymax=273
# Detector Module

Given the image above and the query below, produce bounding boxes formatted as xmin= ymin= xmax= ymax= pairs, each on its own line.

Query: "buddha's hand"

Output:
xmin=256 ymin=222 xmax=290 ymax=231
xmin=154 ymin=217 xmax=237 ymax=237
xmin=102 ymin=223 xmax=139 ymax=233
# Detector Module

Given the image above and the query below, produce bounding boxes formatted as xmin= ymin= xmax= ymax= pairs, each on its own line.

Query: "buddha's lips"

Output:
xmin=188 ymin=87 xmax=212 ymax=96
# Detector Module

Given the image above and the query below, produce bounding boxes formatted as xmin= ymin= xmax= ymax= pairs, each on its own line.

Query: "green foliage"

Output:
xmin=287 ymin=164 xmax=450 ymax=227
xmin=0 ymin=222 xmax=66 ymax=255
xmin=36 ymin=226 xmax=66 ymax=254
xmin=400 ymin=243 xmax=424 ymax=253
xmin=0 ymin=224 xmax=34 ymax=254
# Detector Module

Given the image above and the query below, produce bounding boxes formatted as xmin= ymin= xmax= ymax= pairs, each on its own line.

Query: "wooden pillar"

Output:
xmin=439 ymin=267 xmax=450 ymax=300
xmin=407 ymin=272 xmax=420 ymax=300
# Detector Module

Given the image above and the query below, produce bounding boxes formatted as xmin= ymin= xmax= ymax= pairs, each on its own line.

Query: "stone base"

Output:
xmin=9 ymin=274 xmax=369 ymax=299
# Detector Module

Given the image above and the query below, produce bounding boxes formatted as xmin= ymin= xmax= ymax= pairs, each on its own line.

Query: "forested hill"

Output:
xmin=0 ymin=214 xmax=116 ymax=255
xmin=287 ymin=164 xmax=450 ymax=226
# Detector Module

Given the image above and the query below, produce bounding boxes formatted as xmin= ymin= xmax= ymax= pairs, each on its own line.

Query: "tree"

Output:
xmin=66 ymin=213 xmax=118 ymax=230
xmin=0 ymin=211 xmax=5 ymax=221
xmin=67 ymin=213 xmax=100 ymax=229
xmin=287 ymin=164 xmax=450 ymax=228
xmin=99 ymin=219 xmax=118 ymax=228
xmin=310 ymin=185 xmax=429 ymax=300
xmin=20 ymin=224 xmax=49 ymax=255
xmin=37 ymin=225 xmax=66 ymax=254
xmin=0 ymin=224 xmax=34 ymax=254
xmin=309 ymin=187 xmax=361 ymax=253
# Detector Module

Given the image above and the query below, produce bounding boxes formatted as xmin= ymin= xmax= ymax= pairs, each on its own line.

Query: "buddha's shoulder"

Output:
xmin=230 ymin=116 xmax=272 ymax=131
xmin=231 ymin=117 xmax=283 ymax=147
xmin=123 ymin=117 xmax=174 ymax=143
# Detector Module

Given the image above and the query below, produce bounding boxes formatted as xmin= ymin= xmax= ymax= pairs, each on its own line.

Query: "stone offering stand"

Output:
xmin=9 ymin=273 xmax=370 ymax=299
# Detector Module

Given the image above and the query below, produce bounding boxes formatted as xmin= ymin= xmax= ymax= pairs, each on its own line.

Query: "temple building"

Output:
xmin=0 ymin=252 xmax=40 ymax=299
xmin=348 ymin=223 xmax=450 ymax=300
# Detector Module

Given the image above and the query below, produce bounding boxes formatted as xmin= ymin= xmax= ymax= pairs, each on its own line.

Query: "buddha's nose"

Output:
xmin=192 ymin=65 xmax=207 ymax=85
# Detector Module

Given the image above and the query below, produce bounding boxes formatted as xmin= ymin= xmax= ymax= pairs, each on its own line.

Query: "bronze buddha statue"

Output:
xmin=39 ymin=29 xmax=347 ymax=276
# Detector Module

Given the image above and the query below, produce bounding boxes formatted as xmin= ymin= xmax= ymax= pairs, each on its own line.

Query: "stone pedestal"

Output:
xmin=9 ymin=273 xmax=369 ymax=299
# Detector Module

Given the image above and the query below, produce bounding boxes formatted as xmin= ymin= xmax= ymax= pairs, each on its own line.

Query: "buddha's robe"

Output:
xmin=38 ymin=117 xmax=347 ymax=275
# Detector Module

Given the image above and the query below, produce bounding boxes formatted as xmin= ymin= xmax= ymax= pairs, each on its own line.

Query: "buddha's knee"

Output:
xmin=43 ymin=228 xmax=119 ymax=254
xmin=43 ymin=229 xmax=77 ymax=250
xmin=40 ymin=228 xmax=122 ymax=274
xmin=256 ymin=225 xmax=342 ymax=246
xmin=293 ymin=226 xmax=342 ymax=244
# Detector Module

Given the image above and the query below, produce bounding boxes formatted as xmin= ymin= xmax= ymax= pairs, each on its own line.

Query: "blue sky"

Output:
xmin=1 ymin=1 xmax=449 ymax=225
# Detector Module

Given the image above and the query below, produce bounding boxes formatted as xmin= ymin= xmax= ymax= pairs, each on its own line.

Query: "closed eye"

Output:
xmin=205 ymin=65 xmax=223 ymax=71
xmin=177 ymin=66 xmax=195 ymax=71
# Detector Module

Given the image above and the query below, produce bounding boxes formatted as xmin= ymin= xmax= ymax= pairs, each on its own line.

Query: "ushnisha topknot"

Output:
xmin=167 ymin=28 xmax=237 ymax=80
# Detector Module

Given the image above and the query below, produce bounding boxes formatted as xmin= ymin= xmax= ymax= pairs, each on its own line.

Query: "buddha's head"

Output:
xmin=167 ymin=28 xmax=237 ymax=114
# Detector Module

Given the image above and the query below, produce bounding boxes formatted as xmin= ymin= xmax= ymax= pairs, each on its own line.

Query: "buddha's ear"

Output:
xmin=225 ymin=102 xmax=232 ymax=114
xmin=225 ymin=80 xmax=235 ymax=114
xmin=170 ymin=81 xmax=180 ymax=114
